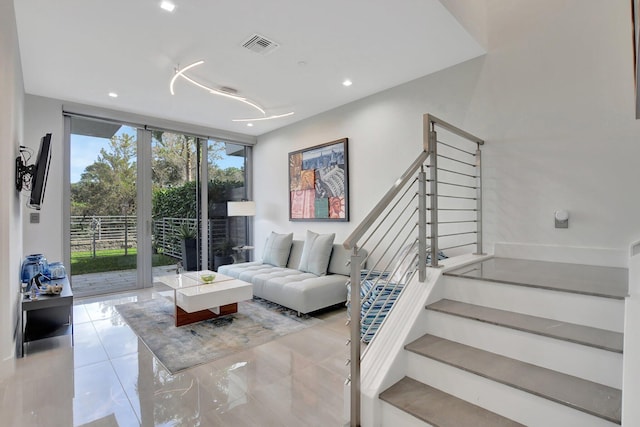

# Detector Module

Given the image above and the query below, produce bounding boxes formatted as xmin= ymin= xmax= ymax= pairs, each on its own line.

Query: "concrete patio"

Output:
xmin=71 ymin=265 xmax=176 ymax=298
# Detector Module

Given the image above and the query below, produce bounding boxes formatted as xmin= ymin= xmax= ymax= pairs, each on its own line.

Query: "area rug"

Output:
xmin=115 ymin=296 xmax=321 ymax=374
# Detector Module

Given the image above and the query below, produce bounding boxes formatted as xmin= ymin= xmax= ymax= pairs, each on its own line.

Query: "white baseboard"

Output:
xmin=0 ymin=352 xmax=15 ymax=381
xmin=494 ymin=242 xmax=627 ymax=268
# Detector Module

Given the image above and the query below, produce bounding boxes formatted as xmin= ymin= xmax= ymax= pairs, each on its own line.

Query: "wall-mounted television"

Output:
xmin=16 ymin=133 xmax=51 ymax=209
xmin=27 ymin=133 xmax=52 ymax=210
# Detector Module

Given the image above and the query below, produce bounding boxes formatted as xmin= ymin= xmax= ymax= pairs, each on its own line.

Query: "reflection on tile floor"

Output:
xmin=0 ymin=286 xmax=350 ymax=426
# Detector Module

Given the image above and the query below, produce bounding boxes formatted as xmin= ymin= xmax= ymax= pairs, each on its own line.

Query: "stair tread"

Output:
xmin=380 ymin=377 xmax=525 ymax=427
xmin=444 ymin=257 xmax=628 ymax=300
xmin=427 ymin=299 xmax=623 ymax=353
xmin=405 ymin=334 xmax=621 ymax=424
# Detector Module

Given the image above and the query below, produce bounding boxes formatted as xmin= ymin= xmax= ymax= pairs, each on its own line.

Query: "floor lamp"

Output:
xmin=227 ymin=201 xmax=256 ymax=261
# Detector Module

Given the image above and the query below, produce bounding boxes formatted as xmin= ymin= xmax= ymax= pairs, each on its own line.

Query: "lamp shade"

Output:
xmin=227 ymin=201 xmax=256 ymax=217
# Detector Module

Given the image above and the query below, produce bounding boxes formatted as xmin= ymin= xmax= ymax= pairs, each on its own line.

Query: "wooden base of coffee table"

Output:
xmin=175 ymin=303 xmax=238 ymax=327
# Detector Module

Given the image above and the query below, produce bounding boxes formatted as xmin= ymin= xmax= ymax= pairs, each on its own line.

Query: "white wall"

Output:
xmin=0 ymin=0 xmax=25 ymax=377
xmin=253 ymin=0 xmax=640 ymax=266
xmin=22 ymin=95 xmax=65 ymax=263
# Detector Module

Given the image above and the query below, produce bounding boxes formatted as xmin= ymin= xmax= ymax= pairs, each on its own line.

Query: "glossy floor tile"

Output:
xmin=0 ymin=286 xmax=350 ymax=427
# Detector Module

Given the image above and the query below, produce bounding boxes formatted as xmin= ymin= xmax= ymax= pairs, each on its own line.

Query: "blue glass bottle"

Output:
xmin=21 ymin=254 xmax=48 ymax=284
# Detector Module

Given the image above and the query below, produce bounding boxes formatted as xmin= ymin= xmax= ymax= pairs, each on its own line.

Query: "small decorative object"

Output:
xmin=201 ymin=274 xmax=216 ymax=283
xmin=42 ymin=283 xmax=63 ymax=295
xmin=30 ymin=283 xmax=39 ymax=300
xmin=48 ymin=262 xmax=66 ymax=279
xmin=288 ymin=138 xmax=349 ymax=221
xmin=21 ymin=254 xmax=49 ymax=287
xmin=28 ymin=273 xmax=44 ymax=293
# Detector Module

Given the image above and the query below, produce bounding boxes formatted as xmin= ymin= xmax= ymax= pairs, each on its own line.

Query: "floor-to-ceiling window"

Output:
xmin=67 ymin=115 xmax=252 ymax=297
xmin=207 ymin=140 xmax=250 ymax=269
xmin=69 ymin=117 xmax=140 ymax=296
xmin=149 ymin=130 xmax=202 ymax=281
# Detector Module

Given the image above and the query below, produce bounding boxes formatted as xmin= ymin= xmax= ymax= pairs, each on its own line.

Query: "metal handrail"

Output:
xmin=345 ymin=114 xmax=484 ymax=427
xmin=343 ymin=151 xmax=429 ymax=250
xmin=426 ymin=113 xmax=484 ymax=145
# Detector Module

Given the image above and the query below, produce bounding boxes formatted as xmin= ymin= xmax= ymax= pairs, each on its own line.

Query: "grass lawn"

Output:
xmin=71 ymin=248 xmax=177 ymax=275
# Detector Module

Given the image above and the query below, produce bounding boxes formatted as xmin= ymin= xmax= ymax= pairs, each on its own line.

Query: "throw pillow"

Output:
xmin=298 ymin=230 xmax=335 ymax=276
xmin=262 ymin=232 xmax=294 ymax=267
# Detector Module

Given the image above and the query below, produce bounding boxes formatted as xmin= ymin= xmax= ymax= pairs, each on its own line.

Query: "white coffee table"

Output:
xmin=155 ymin=270 xmax=253 ymax=327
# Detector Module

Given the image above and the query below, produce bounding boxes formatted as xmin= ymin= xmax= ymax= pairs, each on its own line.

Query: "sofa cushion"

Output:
xmin=262 ymin=232 xmax=293 ymax=267
xmin=261 ymin=273 xmax=349 ymax=314
xmin=298 ymin=230 xmax=335 ymax=276
xmin=286 ymin=240 xmax=305 ymax=269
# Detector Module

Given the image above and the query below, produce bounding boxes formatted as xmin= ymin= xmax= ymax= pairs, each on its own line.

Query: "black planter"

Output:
xmin=181 ymin=238 xmax=198 ymax=271
xmin=214 ymin=255 xmax=234 ymax=271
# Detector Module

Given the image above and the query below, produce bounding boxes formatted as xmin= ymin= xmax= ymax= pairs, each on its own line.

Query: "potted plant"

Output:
xmin=213 ymin=239 xmax=235 ymax=271
xmin=176 ymin=223 xmax=198 ymax=271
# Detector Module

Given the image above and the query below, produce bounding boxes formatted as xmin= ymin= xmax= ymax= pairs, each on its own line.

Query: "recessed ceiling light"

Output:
xmin=247 ymin=123 xmax=254 ymax=127
xmin=160 ymin=1 xmax=175 ymax=12
xmin=108 ymin=92 xmax=118 ymax=98
xmin=342 ymin=79 xmax=353 ymax=87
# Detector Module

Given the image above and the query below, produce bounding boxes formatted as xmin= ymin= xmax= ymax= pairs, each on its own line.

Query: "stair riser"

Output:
xmin=406 ymin=353 xmax=619 ymax=427
xmin=381 ymin=401 xmax=434 ymax=427
xmin=424 ymin=311 xmax=622 ymax=388
xmin=442 ymin=276 xmax=624 ymax=332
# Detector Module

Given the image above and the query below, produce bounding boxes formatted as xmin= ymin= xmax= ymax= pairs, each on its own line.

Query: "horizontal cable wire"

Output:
xmin=430 ymin=180 xmax=477 ymax=189
xmin=436 ymin=154 xmax=476 ymax=168
xmin=439 ymin=242 xmax=477 ymax=250
xmin=429 ymin=194 xmax=476 ymax=200
xmin=434 ymin=167 xmax=477 ymax=178
xmin=436 ymin=140 xmax=477 ymax=156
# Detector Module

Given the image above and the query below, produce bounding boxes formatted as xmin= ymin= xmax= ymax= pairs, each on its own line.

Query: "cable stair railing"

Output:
xmin=342 ymin=113 xmax=485 ymax=426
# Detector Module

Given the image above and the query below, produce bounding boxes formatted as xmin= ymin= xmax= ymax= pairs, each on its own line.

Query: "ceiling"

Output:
xmin=13 ymin=0 xmax=484 ymax=137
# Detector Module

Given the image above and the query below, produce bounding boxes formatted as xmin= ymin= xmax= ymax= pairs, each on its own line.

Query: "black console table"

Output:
xmin=20 ymin=277 xmax=73 ymax=357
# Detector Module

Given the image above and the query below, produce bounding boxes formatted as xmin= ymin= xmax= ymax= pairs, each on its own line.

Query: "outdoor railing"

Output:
xmin=70 ymin=216 xmax=229 ymax=263
xmin=70 ymin=215 xmax=137 ymax=252
xmin=342 ymin=114 xmax=484 ymax=426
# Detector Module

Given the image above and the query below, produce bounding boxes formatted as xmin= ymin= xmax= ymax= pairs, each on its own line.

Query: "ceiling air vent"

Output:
xmin=241 ymin=33 xmax=280 ymax=55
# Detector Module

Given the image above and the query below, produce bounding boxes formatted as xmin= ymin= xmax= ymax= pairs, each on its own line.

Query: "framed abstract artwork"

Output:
xmin=289 ymin=138 xmax=349 ymax=221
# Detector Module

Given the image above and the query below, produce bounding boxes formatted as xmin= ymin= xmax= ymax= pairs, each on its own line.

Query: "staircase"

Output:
xmin=378 ymin=257 xmax=627 ymax=427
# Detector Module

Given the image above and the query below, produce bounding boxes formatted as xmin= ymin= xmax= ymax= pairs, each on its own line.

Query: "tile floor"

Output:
xmin=0 ymin=286 xmax=350 ymax=426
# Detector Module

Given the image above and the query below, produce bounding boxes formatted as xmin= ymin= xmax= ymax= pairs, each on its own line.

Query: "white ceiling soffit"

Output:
xmin=14 ymin=0 xmax=485 ymax=137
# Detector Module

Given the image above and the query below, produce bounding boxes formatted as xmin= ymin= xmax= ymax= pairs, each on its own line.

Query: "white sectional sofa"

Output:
xmin=218 ymin=233 xmax=356 ymax=315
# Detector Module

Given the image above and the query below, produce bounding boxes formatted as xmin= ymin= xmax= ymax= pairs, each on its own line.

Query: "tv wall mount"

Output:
xmin=15 ymin=147 xmax=35 ymax=192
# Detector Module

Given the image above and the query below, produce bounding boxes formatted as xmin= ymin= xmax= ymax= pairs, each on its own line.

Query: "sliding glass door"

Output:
xmin=149 ymin=130 xmax=203 ymax=283
xmin=207 ymin=140 xmax=251 ymax=267
xmin=68 ymin=115 xmax=252 ymax=297
xmin=68 ymin=117 xmax=142 ymax=297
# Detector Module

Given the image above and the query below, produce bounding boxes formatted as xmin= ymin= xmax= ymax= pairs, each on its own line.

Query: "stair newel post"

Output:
xmin=418 ymin=166 xmax=427 ymax=282
xmin=349 ymin=247 xmax=364 ymax=427
xmin=474 ymin=143 xmax=485 ymax=255
xmin=428 ymin=121 xmax=440 ymax=267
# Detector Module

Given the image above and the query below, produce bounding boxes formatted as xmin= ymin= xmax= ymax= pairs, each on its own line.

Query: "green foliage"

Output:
xmin=71 ymin=133 xmax=137 ymax=216
xmin=152 ymin=179 xmax=244 ymax=220
xmin=71 ymin=130 xmax=247 ymax=219
xmin=175 ymin=222 xmax=197 ymax=240
xmin=214 ymin=240 xmax=235 ymax=256
xmin=71 ymin=248 xmax=175 ymax=275
xmin=152 ymin=132 xmax=198 ymax=188
xmin=152 ymin=181 xmax=199 ymax=220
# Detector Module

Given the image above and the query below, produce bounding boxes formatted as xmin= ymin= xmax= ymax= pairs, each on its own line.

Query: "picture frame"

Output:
xmin=288 ymin=138 xmax=349 ymax=221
